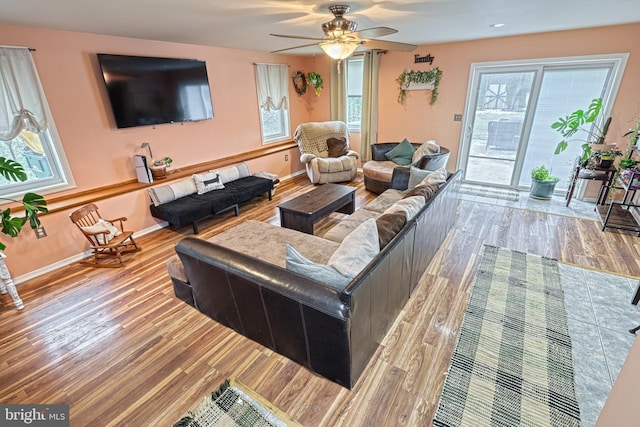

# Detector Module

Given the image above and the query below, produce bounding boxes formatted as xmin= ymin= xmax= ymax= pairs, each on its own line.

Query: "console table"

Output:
xmin=0 ymin=252 xmax=23 ymax=310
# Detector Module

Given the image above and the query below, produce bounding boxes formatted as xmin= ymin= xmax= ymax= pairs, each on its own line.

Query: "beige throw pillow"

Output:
xmin=193 ymin=171 xmax=225 ymax=194
xmin=412 ymin=140 xmax=440 ymax=163
xmin=328 ymin=218 xmax=380 ymax=278
xmin=418 ymin=167 xmax=447 ymax=187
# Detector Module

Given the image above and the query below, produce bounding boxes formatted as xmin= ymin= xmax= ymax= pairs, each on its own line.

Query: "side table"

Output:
xmin=0 ymin=252 xmax=24 ymax=310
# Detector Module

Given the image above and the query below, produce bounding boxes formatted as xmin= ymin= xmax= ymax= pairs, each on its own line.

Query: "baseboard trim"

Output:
xmin=14 ymin=221 xmax=168 ymax=285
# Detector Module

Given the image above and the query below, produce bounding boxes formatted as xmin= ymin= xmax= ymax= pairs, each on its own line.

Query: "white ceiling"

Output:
xmin=1 ymin=0 xmax=639 ymax=55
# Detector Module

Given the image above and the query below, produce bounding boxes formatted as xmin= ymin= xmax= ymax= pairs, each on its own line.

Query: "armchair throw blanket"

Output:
xmin=294 ymin=121 xmax=359 ymax=184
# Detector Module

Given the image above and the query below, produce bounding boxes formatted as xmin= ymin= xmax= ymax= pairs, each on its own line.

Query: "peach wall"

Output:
xmin=0 ymin=24 xmax=331 ymax=277
xmin=377 ymin=23 xmax=640 ymax=171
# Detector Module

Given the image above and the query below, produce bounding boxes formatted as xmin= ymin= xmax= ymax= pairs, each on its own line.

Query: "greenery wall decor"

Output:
xmin=306 ymin=72 xmax=323 ymax=96
xmin=0 ymin=158 xmax=48 ymax=250
xmin=396 ymin=67 xmax=443 ymax=105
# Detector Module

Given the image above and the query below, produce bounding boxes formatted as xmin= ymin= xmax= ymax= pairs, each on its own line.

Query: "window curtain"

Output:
xmin=360 ymin=51 xmax=381 ymax=162
xmin=0 ymin=47 xmax=47 ymax=141
xmin=330 ymin=61 xmax=346 ymax=121
xmin=255 ymin=63 xmax=288 ymax=111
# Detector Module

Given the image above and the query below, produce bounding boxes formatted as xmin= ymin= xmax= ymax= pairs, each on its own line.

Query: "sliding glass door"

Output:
xmin=459 ymin=55 xmax=628 ymax=191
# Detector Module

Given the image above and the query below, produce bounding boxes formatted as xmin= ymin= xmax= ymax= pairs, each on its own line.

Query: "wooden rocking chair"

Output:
xmin=70 ymin=203 xmax=141 ymax=267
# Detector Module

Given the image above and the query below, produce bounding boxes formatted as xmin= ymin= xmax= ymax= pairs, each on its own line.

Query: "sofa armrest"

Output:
xmin=346 ymin=150 xmax=359 ymax=159
xmin=300 ymin=153 xmax=317 ymax=164
xmin=370 ymin=143 xmax=397 ymax=161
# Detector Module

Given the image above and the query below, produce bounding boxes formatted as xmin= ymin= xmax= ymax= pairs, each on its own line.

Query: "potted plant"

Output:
xmin=592 ymin=148 xmax=623 ymax=168
xmin=530 ymin=165 xmax=560 ymax=200
xmin=306 ymin=72 xmax=323 ymax=96
xmin=0 ymin=157 xmax=48 ymax=250
xmin=552 ymin=97 xmax=612 ymax=161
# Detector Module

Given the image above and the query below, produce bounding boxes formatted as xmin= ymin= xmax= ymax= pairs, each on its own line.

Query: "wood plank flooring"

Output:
xmin=1 ymin=172 xmax=639 ymax=426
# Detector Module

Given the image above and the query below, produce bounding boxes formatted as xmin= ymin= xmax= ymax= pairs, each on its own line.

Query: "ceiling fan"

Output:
xmin=270 ymin=4 xmax=417 ymax=62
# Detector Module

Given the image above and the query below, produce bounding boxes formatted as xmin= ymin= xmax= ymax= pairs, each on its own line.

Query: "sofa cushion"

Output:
xmin=385 ymin=139 xmax=416 ymax=165
xmin=407 ymin=166 xmax=448 ymax=189
xmin=322 ymin=208 xmax=381 ymax=243
xmin=411 ymin=140 xmax=440 ymax=164
xmin=418 ymin=167 xmax=448 ymax=187
xmin=404 ymin=182 xmax=441 ymax=202
xmin=328 ymin=218 xmax=380 ymax=278
xmin=362 ymin=160 xmax=396 ymax=183
xmin=362 ymin=189 xmax=405 ymax=213
xmin=376 ymin=212 xmax=407 ymax=249
xmin=384 ymin=195 xmax=425 ymax=220
xmin=327 ymin=137 xmax=349 ymax=157
xmin=193 ymin=171 xmax=225 ymax=194
xmin=208 ymin=220 xmax=339 ymax=267
xmin=212 ymin=162 xmax=251 ymax=184
xmin=285 ymin=244 xmax=350 ymax=291
xmin=150 ymin=196 xmax=212 ymax=226
xmin=147 ymin=177 xmax=198 ymax=206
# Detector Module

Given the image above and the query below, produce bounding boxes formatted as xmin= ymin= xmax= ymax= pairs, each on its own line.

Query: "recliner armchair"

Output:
xmin=293 ymin=121 xmax=359 ymax=184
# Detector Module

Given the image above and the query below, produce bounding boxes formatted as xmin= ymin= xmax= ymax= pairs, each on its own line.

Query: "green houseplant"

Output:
xmin=530 ymin=165 xmax=560 ymax=200
xmin=552 ymin=97 xmax=611 ymax=161
xmin=592 ymin=148 xmax=623 ymax=168
xmin=306 ymin=72 xmax=323 ymax=96
xmin=0 ymin=157 xmax=48 ymax=250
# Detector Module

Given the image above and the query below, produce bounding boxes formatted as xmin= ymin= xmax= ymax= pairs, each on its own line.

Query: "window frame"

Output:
xmin=346 ymin=56 xmax=364 ymax=133
xmin=0 ymin=49 xmax=75 ymax=201
xmin=255 ymin=63 xmax=291 ymax=145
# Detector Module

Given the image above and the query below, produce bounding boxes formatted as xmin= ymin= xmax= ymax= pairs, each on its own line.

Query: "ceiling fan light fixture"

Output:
xmin=320 ymin=40 xmax=358 ymax=61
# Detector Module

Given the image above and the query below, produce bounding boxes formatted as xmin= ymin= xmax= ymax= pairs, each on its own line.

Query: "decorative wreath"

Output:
xmin=292 ymin=71 xmax=307 ymax=95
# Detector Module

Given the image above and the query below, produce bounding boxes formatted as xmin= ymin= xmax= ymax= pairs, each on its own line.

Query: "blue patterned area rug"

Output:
xmin=433 ymin=245 xmax=581 ymax=427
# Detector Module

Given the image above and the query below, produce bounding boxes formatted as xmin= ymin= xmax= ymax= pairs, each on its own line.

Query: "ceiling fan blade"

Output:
xmin=270 ymin=33 xmax=327 ymax=41
xmin=270 ymin=42 xmax=321 ymax=54
xmin=351 ymin=27 xmax=398 ymax=39
xmin=361 ymin=39 xmax=417 ymax=52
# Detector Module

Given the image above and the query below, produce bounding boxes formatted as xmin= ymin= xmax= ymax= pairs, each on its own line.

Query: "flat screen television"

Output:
xmin=97 ymin=54 xmax=214 ymax=129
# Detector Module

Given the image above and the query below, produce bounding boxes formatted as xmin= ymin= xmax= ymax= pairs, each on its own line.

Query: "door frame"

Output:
xmin=457 ymin=53 xmax=629 ymax=190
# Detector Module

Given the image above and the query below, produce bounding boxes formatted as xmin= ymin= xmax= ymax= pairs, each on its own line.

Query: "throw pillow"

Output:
xmin=418 ymin=167 xmax=447 ymax=187
xmin=193 ymin=171 xmax=225 ymax=195
xmin=385 ymin=139 xmax=416 ymax=165
xmin=384 ymin=195 xmax=426 ymax=221
xmin=376 ymin=212 xmax=407 ymax=249
xmin=285 ymin=244 xmax=351 ymax=290
xmin=80 ymin=219 xmax=121 ymax=245
xmin=147 ymin=177 xmax=198 ymax=207
xmin=407 ymin=166 xmax=431 ymax=189
xmin=411 ymin=140 xmax=440 ymax=164
xmin=404 ymin=182 xmax=440 ymax=202
xmin=328 ymin=218 xmax=380 ymax=278
xmin=327 ymin=137 xmax=349 ymax=157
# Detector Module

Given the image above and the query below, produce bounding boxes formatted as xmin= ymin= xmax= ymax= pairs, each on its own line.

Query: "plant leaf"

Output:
xmin=21 ymin=192 xmax=48 ymax=229
xmin=0 ymin=157 xmax=27 ymax=182
xmin=1 ymin=209 xmax=25 ymax=237
xmin=554 ymin=141 xmax=568 ymax=155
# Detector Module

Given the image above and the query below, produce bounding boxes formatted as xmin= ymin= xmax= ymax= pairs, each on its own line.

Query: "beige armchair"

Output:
xmin=293 ymin=121 xmax=359 ymax=184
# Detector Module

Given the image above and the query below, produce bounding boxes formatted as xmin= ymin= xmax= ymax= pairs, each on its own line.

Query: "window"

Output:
xmin=346 ymin=57 xmax=364 ymax=131
xmin=0 ymin=47 xmax=73 ymax=199
xmin=255 ymin=64 xmax=290 ymax=144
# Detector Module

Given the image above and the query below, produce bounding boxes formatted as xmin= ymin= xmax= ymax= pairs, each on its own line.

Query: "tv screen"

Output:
xmin=97 ymin=54 xmax=214 ymax=129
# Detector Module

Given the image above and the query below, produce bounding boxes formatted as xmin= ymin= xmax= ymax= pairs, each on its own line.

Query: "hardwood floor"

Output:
xmin=1 ymin=172 xmax=638 ymax=426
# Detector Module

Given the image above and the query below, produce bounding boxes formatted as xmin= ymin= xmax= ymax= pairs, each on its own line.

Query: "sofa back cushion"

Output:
xmin=411 ymin=140 xmax=440 ymax=163
xmin=384 ymin=195 xmax=426 ymax=221
xmin=147 ymin=177 xmax=198 ymax=206
xmin=285 ymin=244 xmax=350 ymax=290
xmin=407 ymin=166 xmax=447 ymax=189
xmin=376 ymin=212 xmax=407 ymax=249
xmin=328 ymin=218 xmax=380 ymax=278
xmin=213 ymin=162 xmax=251 ymax=184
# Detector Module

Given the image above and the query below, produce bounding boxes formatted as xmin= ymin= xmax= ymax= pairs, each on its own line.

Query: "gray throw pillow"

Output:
xmin=407 ymin=166 xmax=431 ymax=189
xmin=285 ymin=244 xmax=350 ymax=291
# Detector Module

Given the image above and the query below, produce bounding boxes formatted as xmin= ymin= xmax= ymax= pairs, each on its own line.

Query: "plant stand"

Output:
xmin=0 ymin=252 xmax=23 ymax=310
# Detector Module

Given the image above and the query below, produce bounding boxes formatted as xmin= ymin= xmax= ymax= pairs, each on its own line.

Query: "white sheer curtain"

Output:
xmin=0 ymin=47 xmax=47 ymax=141
xmin=360 ymin=51 xmax=381 ymax=161
xmin=255 ymin=63 xmax=289 ymax=111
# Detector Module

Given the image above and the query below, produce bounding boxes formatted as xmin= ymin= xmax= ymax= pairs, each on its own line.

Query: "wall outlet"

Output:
xmin=454 ymin=114 xmax=463 ymax=121
xmin=285 ymin=154 xmax=289 ymax=161
xmin=34 ymin=226 xmax=47 ymax=239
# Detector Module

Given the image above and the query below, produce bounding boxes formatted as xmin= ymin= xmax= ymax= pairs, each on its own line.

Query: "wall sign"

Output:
xmin=414 ymin=54 xmax=435 ymax=65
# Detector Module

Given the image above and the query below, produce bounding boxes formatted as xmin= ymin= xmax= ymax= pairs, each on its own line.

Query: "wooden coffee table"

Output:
xmin=278 ymin=184 xmax=356 ymax=234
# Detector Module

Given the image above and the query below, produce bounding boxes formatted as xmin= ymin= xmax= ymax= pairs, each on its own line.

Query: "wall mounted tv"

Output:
xmin=97 ymin=54 xmax=214 ymax=129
